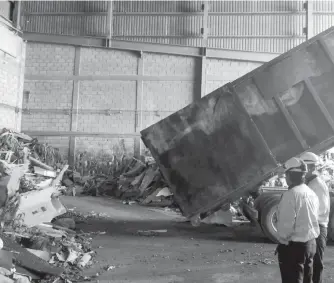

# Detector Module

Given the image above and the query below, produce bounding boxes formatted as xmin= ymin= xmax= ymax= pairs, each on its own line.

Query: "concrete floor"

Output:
xmin=61 ymin=196 xmax=334 ymax=283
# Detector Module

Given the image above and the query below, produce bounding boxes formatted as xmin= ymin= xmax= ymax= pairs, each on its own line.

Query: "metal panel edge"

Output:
xmin=230 ymin=26 xmax=334 ymax=87
xmin=207 ymin=48 xmax=278 ymax=62
xmin=23 ymin=32 xmax=277 ymax=62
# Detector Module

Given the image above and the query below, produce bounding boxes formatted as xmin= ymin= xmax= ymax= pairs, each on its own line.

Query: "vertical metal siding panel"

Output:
xmin=114 ymin=15 xmax=118 ymax=36
xmin=87 ymin=16 xmax=91 ymax=36
xmin=119 ymin=14 xmax=124 ymax=36
xmin=314 ymin=15 xmax=334 ymax=35
xmin=314 ymin=1 xmax=334 ymax=12
xmin=121 ymin=14 xmax=125 ymax=36
xmin=19 ymin=0 xmax=328 ymax=52
xmin=122 ymin=15 xmax=127 ymax=36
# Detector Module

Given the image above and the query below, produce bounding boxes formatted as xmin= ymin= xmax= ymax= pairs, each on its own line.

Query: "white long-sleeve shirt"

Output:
xmin=307 ymin=175 xmax=330 ymax=227
xmin=276 ymin=184 xmax=320 ymax=244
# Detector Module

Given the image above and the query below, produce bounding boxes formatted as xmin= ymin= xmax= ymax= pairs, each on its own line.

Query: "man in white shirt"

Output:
xmin=276 ymin=157 xmax=320 ymax=283
xmin=300 ymin=152 xmax=330 ymax=283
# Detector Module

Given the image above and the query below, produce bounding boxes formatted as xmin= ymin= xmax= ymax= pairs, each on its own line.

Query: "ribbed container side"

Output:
xmin=208 ymin=14 xmax=305 ymax=36
xmin=22 ymin=15 xmax=107 ymax=36
xmin=314 ymin=15 xmax=334 ymax=35
xmin=208 ymin=37 xmax=305 ymax=53
xmin=209 ymin=0 xmax=304 ymax=12
xmin=113 ymin=1 xmax=202 ymax=13
xmin=116 ymin=36 xmax=202 ymax=47
xmin=313 ymin=1 xmax=334 ymax=12
xmin=23 ymin=1 xmax=108 ymax=13
xmin=113 ymin=15 xmax=202 ymax=36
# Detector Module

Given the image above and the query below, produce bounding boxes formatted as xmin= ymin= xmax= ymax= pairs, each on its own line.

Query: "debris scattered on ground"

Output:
xmin=73 ymin=157 xmax=177 ymax=209
xmin=137 ymin=229 xmax=167 ymax=237
xmin=0 ymin=129 xmax=100 ymax=282
xmin=106 ymin=265 xmax=115 ymax=271
xmin=52 ymin=218 xmax=76 ymax=230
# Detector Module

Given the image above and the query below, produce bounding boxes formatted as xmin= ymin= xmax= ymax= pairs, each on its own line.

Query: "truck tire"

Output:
xmin=260 ymin=196 xmax=280 ymax=243
xmin=253 ymin=194 xmax=269 ymax=211
xmin=255 ymin=194 xmax=281 ymax=218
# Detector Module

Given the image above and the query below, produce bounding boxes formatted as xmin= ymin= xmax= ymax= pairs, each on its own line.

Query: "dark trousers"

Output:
xmin=277 ymin=239 xmax=316 ymax=283
xmin=313 ymin=225 xmax=327 ymax=283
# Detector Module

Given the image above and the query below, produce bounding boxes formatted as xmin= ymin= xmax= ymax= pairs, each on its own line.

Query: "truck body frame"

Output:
xmin=141 ymin=26 xmax=334 ymax=227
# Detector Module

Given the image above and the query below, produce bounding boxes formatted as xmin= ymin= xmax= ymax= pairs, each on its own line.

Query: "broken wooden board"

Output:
xmin=34 ymin=166 xmax=56 ymax=178
xmin=138 ymin=167 xmax=159 ymax=195
xmin=29 ymin=157 xmax=54 ymax=171
xmin=1 ymin=233 xmax=64 ymax=276
xmin=13 ymin=132 xmax=33 ymax=142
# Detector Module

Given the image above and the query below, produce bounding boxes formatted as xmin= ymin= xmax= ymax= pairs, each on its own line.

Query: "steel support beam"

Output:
xmin=134 ymin=52 xmax=144 ymax=158
xmin=200 ymin=56 xmax=207 ymax=98
xmin=23 ymin=32 xmax=279 ymax=63
xmin=68 ymin=47 xmax=81 ymax=168
xmin=202 ymin=1 xmax=209 ymax=48
xmin=206 ymin=49 xmax=278 ymax=63
xmin=304 ymin=1 xmax=314 ymax=40
xmin=24 ymin=131 xmax=140 ymax=138
xmin=21 ymin=108 xmax=174 ymax=115
xmin=198 ymin=2 xmax=209 ymax=98
xmin=0 ymin=102 xmax=20 ymax=112
xmin=24 ymin=74 xmax=196 ymax=81
xmin=14 ymin=0 xmax=22 ymax=29
xmin=106 ymin=0 xmax=113 ymax=43
xmin=23 ymin=32 xmax=203 ymax=57
xmin=22 ymin=11 xmax=305 ymax=16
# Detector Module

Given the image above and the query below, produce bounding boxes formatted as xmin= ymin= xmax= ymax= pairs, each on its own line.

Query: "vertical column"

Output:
xmin=200 ymin=1 xmax=209 ymax=98
xmin=15 ymin=40 xmax=26 ymax=131
xmin=304 ymin=1 xmax=314 ymax=40
xmin=14 ymin=0 xmax=22 ymax=30
xmin=134 ymin=52 xmax=144 ymax=158
xmin=200 ymin=52 xmax=207 ymax=98
xmin=202 ymin=1 xmax=209 ymax=48
xmin=68 ymin=47 xmax=81 ymax=167
xmin=107 ymin=0 xmax=113 ymax=41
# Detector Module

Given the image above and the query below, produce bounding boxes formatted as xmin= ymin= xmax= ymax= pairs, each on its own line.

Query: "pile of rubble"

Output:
xmin=0 ymin=128 xmax=98 ymax=283
xmin=67 ymin=156 xmax=176 ymax=208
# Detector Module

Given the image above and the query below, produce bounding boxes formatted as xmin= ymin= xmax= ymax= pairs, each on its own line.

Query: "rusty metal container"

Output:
xmin=141 ymin=26 xmax=334 ymax=219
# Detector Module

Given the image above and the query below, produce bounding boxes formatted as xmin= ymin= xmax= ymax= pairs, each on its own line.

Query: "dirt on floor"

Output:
xmin=60 ymin=196 xmax=334 ymax=283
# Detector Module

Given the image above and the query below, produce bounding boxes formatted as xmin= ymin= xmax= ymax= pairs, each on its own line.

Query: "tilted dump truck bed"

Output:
xmin=141 ymin=26 xmax=334 ymax=219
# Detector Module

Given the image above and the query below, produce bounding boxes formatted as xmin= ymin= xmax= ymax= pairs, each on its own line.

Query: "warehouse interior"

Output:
xmin=2 ymin=0 xmax=329 ymax=163
xmin=1 ymin=1 xmax=334 ymax=282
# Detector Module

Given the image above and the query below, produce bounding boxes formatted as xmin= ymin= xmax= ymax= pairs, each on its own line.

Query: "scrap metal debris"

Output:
xmin=69 ymin=156 xmax=177 ymax=208
xmin=0 ymin=129 xmax=99 ymax=282
xmin=137 ymin=229 xmax=167 ymax=237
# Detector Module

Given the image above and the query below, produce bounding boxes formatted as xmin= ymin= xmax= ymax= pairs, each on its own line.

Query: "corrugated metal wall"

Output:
xmin=21 ymin=1 xmax=334 ymax=53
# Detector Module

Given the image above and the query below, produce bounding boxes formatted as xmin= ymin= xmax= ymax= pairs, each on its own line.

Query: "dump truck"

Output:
xmin=141 ymin=26 xmax=334 ymax=243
